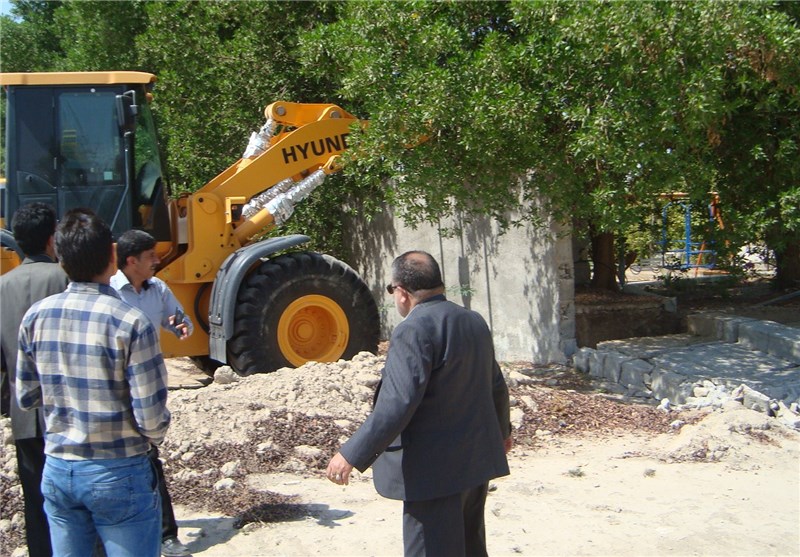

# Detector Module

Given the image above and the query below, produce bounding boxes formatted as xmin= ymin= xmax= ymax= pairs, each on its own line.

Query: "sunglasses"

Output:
xmin=386 ymin=283 xmax=403 ymax=295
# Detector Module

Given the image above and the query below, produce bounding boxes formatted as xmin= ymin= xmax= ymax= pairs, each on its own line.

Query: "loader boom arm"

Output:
xmin=159 ymin=102 xmax=363 ymax=285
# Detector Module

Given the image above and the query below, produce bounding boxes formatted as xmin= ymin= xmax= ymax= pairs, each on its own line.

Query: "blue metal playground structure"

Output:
xmin=659 ymin=193 xmax=722 ymax=272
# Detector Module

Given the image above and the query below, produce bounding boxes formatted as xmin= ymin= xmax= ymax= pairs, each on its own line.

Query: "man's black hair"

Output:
xmin=392 ymin=251 xmax=444 ymax=293
xmin=116 ymin=229 xmax=157 ymax=270
xmin=11 ymin=202 xmax=57 ymax=257
xmin=55 ymin=208 xmax=113 ymax=282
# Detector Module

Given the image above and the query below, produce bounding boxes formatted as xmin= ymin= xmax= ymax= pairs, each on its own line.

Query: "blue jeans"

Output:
xmin=42 ymin=453 xmax=161 ymax=557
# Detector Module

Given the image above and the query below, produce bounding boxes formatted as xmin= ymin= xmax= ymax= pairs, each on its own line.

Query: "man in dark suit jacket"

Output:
xmin=0 ymin=203 xmax=69 ymax=557
xmin=327 ymin=250 xmax=512 ymax=556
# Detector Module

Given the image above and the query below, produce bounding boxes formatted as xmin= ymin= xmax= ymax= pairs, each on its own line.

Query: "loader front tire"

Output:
xmin=189 ymin=356 xmax=222 ymax=377
xmin=227 ymin=252 xmax=380 ymax=375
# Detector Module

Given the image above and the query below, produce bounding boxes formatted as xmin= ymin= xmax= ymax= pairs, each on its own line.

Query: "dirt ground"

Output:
xmin=15 ymin=357 xmax=799 ymax=557
xmin=5 ymin=358 xmax=799 ymax=557
xmin=138 ymin=277 xmax=800 ymax=557
xmin=2 ymin=276 xmax=799 ymax=557
xmin=170 ymin=425 xmax=800 ymax=557
xmin=152 ymin=356 xmax=800 ymax=557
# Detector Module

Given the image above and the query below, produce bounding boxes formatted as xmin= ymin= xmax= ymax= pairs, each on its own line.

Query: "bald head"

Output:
xmin=391 ymin=251 xmax=444 ymax=296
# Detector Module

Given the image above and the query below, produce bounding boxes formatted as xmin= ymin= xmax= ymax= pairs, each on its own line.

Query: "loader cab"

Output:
xmin=1 ymin=72 xmax=171 ymax=241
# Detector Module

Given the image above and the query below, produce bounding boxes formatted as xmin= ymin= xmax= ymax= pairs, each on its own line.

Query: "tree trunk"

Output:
xmin=774 ymin=239 xmax=800 ymax=290
xmin=590 ymin=231 xmax=620 ymax=291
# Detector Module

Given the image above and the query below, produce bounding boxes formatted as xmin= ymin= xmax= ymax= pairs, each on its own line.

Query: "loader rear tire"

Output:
xmin=227 ymin=252 xmax=380 ymax=375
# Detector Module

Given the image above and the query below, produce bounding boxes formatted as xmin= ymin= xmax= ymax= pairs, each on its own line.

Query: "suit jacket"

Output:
xmin=0 ymin=255 xmax=69 ymax=440
xmin=341 ymin=294 xmax=511 ymax=502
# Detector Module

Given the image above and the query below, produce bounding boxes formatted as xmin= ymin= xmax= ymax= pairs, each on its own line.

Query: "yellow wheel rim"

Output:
xmin=277 ymin=295 xmax=350 ymax=367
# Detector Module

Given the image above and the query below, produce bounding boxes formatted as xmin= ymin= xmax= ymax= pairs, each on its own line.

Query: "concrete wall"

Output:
xmin=344 ymin=206 xmax=576 ymax=364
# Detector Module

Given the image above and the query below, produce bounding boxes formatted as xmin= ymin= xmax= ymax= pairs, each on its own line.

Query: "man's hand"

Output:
xmin=504 ymin=436 xmax=513 ymax=454
xmin=326 ymin=452 xmax=354 ymax=485
xmin=169 ymin=314 xmax=189 ymax=340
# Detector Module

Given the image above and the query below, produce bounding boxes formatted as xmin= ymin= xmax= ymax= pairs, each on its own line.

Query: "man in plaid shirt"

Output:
xmin=16 ymin=208 xmax=171 ymax=557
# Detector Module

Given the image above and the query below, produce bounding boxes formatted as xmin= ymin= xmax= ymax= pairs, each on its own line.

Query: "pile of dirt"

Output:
xmin=157 ymin=357 xmax=702 ymax=526
xmin=656 ymin=402 xmax=791 ymax=468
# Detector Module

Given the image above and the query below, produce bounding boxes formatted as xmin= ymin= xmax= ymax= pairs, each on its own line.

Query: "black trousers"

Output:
xmin=16 ymin=437 xmax=51 ymax=557
xmin=402 ymin=483 xmax=489 ymax=557
xmin=148 ymin=445 xmax=179 ymax=540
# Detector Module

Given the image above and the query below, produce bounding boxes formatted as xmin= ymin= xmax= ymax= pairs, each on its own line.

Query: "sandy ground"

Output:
xmin=169 ymin=427 xmax=800 ymax=557
xmin=5 ymin=355 xmax=799 ymax=557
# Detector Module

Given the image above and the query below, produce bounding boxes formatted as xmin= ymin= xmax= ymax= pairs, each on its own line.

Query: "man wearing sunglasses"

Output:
xmin=327 ymin=250 xmax=512 ymax=556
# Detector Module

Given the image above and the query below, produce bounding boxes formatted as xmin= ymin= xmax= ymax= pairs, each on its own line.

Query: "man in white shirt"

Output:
xmin=110 ymin=229 xmax=192 ymax=557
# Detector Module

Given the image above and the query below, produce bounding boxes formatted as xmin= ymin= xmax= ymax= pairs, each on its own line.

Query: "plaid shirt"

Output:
xmin=16 ymin=282 xmax=171 ymax=460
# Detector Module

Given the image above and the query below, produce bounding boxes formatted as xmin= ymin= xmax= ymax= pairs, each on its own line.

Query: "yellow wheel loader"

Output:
xmin=0 ymin=71 xmax=379 ymax=375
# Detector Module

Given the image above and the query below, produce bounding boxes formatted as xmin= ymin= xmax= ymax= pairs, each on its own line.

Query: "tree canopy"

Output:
xmin=2 ymin=0 xmax=798 ymax=288
xmin=302 ymin=0 xmax=800 ymax=288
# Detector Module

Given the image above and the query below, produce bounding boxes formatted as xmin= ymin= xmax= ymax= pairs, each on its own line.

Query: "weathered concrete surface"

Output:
xmin=344 ymin=205 xmax=576 ymax=364
xmin=574 ymin=312 xmax=800 ymax=427
xmin=739 ymin=320 xmax=800 ymax=361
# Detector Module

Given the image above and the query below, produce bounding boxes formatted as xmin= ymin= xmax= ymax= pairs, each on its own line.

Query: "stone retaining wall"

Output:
xmin=573 ymin=313 xmax=800 ymax=430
